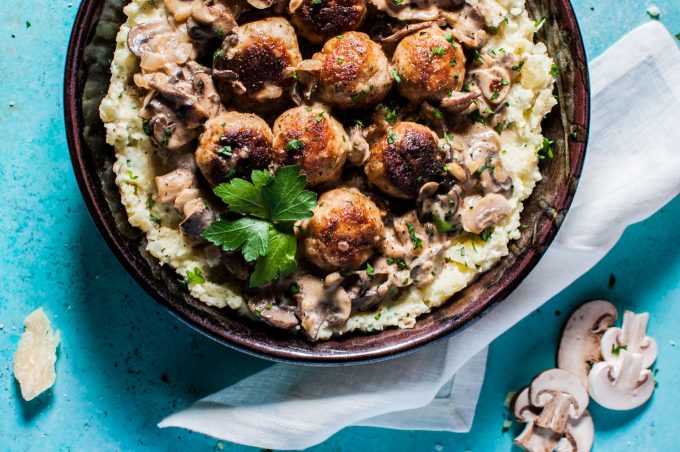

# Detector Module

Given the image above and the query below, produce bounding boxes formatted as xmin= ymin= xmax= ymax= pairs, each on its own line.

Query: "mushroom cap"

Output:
xmin=529 ymin=369 xmax=589 ymax=434
xmin=600 ymin=311 xmax=658 ymax=368
xmin=271 ymin=104 xmax=349 ymax=186
xmin=459 ymin=193 xmax=512 ymax=234
xmin=588 ymin=349 xmax=655 ymax=410
xmin=557 ymin=299 xmax=618 ymax=388
xmin=289 ymin=0 xmax=367 ymax=44
xmin=295 ymin=274 xmax=352 ymax=340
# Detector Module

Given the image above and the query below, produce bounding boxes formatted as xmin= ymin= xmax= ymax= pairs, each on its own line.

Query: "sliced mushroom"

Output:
xmin=440 ymin=90 xmax=481 ymax=113
xmin=295 ymin=274 xmax=352 ymax=340
xmin=512 ymin=385 xmax=594 ymax=452
xmin=588 ymin=349 xmax=655 ymax=411
xmin=127 ymin=21 xmax=174 ymax=58
xmin=163 ymin=0 xmax=194 ymax=22
xmin=180 ymin=198 xmax=216 ymax=239
xmin=380 ymin=21 xmax=434 ymax=46
xmin=441 ymin=3 xmax=487 ymax=48
xmin=247 ymin=0 xmax=276 ymax=9
xmin=247 ymin=297 xmax=299 ymax=331
xmin=459 ymin=193 xmax=511 ymax=234
xmin=347 ymin=125 xmax=370 ymax=166
xmin=155 ymin=168 xmax=197 ymax=204
xmin=557 ymin=300 xmax=618 ymax=388
xmin=600 ymin=311 xmax=658 ymax=368
xmin=529 ymin=369 xmax=589 ymax=435
xmin=469 ymin=66 xmax=512 ymax=105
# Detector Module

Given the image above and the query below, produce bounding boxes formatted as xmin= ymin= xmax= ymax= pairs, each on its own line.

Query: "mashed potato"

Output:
xmin=101 ymin=0 xmax=556 ymax=339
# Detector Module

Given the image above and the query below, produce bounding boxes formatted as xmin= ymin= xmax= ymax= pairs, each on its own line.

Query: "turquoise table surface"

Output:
xmin=1 ymin=1 xmax=679 ymax=450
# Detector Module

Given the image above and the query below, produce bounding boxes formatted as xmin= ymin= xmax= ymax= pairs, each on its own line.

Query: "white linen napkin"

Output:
xmin=159 ymin=21 xmax=680 ymax=449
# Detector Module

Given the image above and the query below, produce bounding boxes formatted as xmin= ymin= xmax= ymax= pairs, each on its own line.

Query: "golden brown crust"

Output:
xmin=196 ymin=112 xmax=274 ymax=186
xmin=392 ymin=25 xmax=467 ymax=103
xmin=290 ymin=0 xmax=367 ymax=43
xmin=365 ymin=122 xmax=445 ymax=199
xmin=303 ymin=188 xmax=384 ymax=271
xmin=271 ymin=106 xmax=348 ymax=186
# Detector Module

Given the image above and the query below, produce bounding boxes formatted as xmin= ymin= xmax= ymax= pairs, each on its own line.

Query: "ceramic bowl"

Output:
xmin=64 ymin=0 xmax=589 ymax=364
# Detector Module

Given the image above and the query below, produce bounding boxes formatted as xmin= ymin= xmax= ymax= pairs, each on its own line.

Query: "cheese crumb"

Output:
xmin=13 ymin=308 xmax=60 ymax=401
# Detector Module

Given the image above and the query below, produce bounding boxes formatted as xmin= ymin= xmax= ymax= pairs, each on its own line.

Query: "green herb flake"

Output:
xmin=311 ymin=0 xmax=322 ymax=4
xmin=432 ymin=108 xmax=443 ymax=120
xmin=217 ymin=145 xmax=233 ymax=157
xmin=390 ymin=68 xmax=402 ymax=84
xmin=149 ymin=214 xmax=161 ymax=226
xmin=611 ymin=343 xmax=628 ymax=356
xmin=490 ymin=90 xmax=500 ymax=101
xmin=511 ymin=60 xmax=525 ymax=72
xmin=386 ymin=257 xmax=395 ymax=265
xmin=538 ymin=137 xmax=555 ymax=160
xmin=534 ymin=17 xmax=546 ymax=30
xmin=392 ymin=0 xmax=404 ymax=5
xmin=430 ymin=46 xmax=447 ymax=58
xmin=286 ymin=139 xmax=305 ymax=152
xmin=479 ymin=228 xmax=493 ymax=242
xmin=127 ymin=170 xmax=138 ymax=180
xmin=473 ymin=50 xmax=482 ymax=64
xmin=289 ymin=282 xmax=300 ymax=295
xmin=387 ymin=129 xmax=399 ymax=144
xmin=146 ymin=197 xmax=156 ymax=209
xmin=433 ymin=215 xmax=453 ymax=233
xmin=462 ymin=82 xmax=472 ymax=92
xmin=406 ymin=222 xmax=423 ymax=249
xmin=213 ymin=47 xmax=224 ymax=59
xmin=396 ymin=258 xmax=408 ymax=270
xmin=185 ymin=267 xmax=205 ymax=285
xmin=549 ymin=63 xmax=559 ymax=77
xmin=366 ymin=263 xmax=375 ymax=278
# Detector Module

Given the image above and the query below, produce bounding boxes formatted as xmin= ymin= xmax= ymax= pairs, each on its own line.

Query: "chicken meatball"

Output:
xmin=392 ymin=24 xmax=466 ymax=104
xmin=312 ymin=32 xmax=392 ymax=109
xmin=195 ymin=111 xmax=273 ymax=186
xmin=365 ymin=122 xmax=445 ymax=199
xmin=272 ymin=105 xmax=350 ymax=186
xmin=289 ymin=0 xmax=367 ymax=44
xmin=302 ymin=188 xmax=384 ymax=271
xmin=213 ymin=17 xmax=302 ymax=103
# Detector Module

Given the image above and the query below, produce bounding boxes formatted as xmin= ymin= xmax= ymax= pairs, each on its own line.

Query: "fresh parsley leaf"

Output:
xmin=406 ymin=222 xmax=423 ymax=249
xmin=213 ymin=177 xmax=270 ymax=219
xmin=286 ymin=139 xmax=305 ymax=152
xmin=432 ymin=215 xmax=453 ymax=233
xmin=250 ymin=226 xmax=297 ymax=287
xmin=390 ymin=68 xmax=402 ymax=84
xmin=261 ymin=165 xmax=316 ymax=223
xmin=251 ymin=169 xmax=273 ymax=187
xmin=202 ymin=217 xmax=270 ymax=262
xmin=185 ymin=267 xmax=205 ymax=285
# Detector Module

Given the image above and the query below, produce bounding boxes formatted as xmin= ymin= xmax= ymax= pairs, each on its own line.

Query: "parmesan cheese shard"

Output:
xmin=13 ymin=308 xmax=60 ymax=401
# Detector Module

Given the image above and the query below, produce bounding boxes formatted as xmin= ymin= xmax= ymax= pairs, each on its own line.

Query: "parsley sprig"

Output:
xmin=202 ymin=166 xmax=317 ymax=287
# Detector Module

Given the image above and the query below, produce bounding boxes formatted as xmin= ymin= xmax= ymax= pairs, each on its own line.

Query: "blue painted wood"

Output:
xmin=0 ymin=1 xmax=678 ymax=450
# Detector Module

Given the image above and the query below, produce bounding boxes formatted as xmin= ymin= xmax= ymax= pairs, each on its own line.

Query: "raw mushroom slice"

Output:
xmin=459 ymin=193 xmax=511 ymax=234
xmin=295 ymin=274 xmax=352 ymax=340
xmin=511 ymin=385 xmax=594 ymax=452
xmin=529 ymin=369 xmax=589 ymax=435
xmin=557 ymin=300 xmax=618 ymax=388
xmin=600 ymin=311 xmax=658 ymax=368
xmin=588 ymin=349 xmax=655 ymax=411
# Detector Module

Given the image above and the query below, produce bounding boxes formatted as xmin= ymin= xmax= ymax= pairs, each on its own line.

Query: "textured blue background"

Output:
xmin=0 ymin=1 xmax=678 ymax=450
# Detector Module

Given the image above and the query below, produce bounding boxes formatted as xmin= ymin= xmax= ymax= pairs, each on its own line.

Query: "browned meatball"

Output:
xmin=312 ymin=32 xmax=392 ymax=109
xmin=365 ymin=122 xmax=445 ymax=199
xmin=272 ymin=105 xmax=349 ymax=186
xmin=302 ymin=188 xmax=384 ymax=271
xmin=195 ymin=111 xmax=273 ymax=186
xmin=392 ymin=25 xmax=466 ymax=104
xmin=213 ymin=17 xmax=302 ymax=103
xmin=289 ymin=0 xmax=367 ymax=43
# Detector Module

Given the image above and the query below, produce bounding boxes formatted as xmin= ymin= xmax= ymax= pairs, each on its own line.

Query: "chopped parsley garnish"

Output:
xmin=611 ymin=343 xmax=628 ymax=356
xmin=366 ymin=263 xmax=375 ymax=277
xmin=213 ymin=47 xmax=224 ymax=59
xmin=386 ymin=257 xmax=395 ymax=265
xmin=392 ymin=0 xmax=404 ymax=5
xmin=396 ymin=258 xmax=408 ymax=270
xmin=449 ymin=56 xmax=458 ymax=67
xmin=538 ymin=137 xmax=554 ymax=160
xmin=431 ymin=108 xmax=443 ymax=120
xmin=374 ymin=310 xmax=382 ymax=320
xmin=432 ymin=215 xmax=453 ymax=233
xmin=402 ymin=277 xmax=409 ymax=285
xmin=286 ymin=139 xmax=305 ymax=152
xmin=473 ymin=50 xmax=482 ymax=64
xmin=479 ymin=228 xmax=493 ymax=242
xmin=549 ymin=63 xmax=559 ymax=77
xmin=534 ymin=17 xmax=546 ymax=30
xmin=316 ymin=111 xmax=325 ymax=122
xmin=406 ymin=222 xmax=423 ymax=249
xmin=311 ymin=0 xmax=322 ymax=4
xmin=147 ymin=197 xmax=156 ymax=209
xmin=390 ymin=68 xmax=402 ymax=84
xmin=490 ymin=90 xmax=500 ymax=101
xmin=468 ymin=110 xmax=486 ymax=125
xmin=216 ymin=28 xmax=225 ymax=38
xmin=149 ymin=214 xmax=161 ymax=226
xmin=217 ymin=146 xmax=233 ymax=157
xmin=387 ymin=129 xmax=399 ymax=144
xmin=462 ymin=82 xmax=472 ymax=92
xmin=499 ymin=79 xmax=510 ymax=86
xmin=202 ymin=166 xmax=317 ymax=287
xmin=289 ymin=282 xmax=300 ymax=295
xmin=127 ymin=170 xmax=138 ymax=180
xmin=160 ymin=126 xmax=175 ymax=146
xmin=511 ymin=60 xmax=525 ymax=72
xmin=185 ymin=267 xmax=205 ymax=285
xmin=443 ymin=131 xmax=454 ymax=142
xmin=430 ymin=46 xmax=447 ymax=58
xmin=494 ymin=121 xmax=507 ymax=135
xmin=142 ymin=120 xmax=151 ymax=136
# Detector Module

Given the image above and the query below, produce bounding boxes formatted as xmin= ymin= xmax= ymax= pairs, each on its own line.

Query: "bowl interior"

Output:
xmin=65 ymin=0 xmax=589 ymax=364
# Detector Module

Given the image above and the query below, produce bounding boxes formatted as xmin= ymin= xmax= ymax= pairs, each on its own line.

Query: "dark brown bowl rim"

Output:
xmin=64 ymin=0 xmax=590 ymax=365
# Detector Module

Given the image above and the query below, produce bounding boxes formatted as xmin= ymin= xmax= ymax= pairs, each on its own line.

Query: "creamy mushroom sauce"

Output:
xmin=101 ymin=0 xmax=556 ymax=340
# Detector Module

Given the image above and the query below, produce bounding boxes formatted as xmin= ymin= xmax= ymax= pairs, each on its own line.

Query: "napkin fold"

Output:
xmin=159 ymin=22 xmax=680 ymax=450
